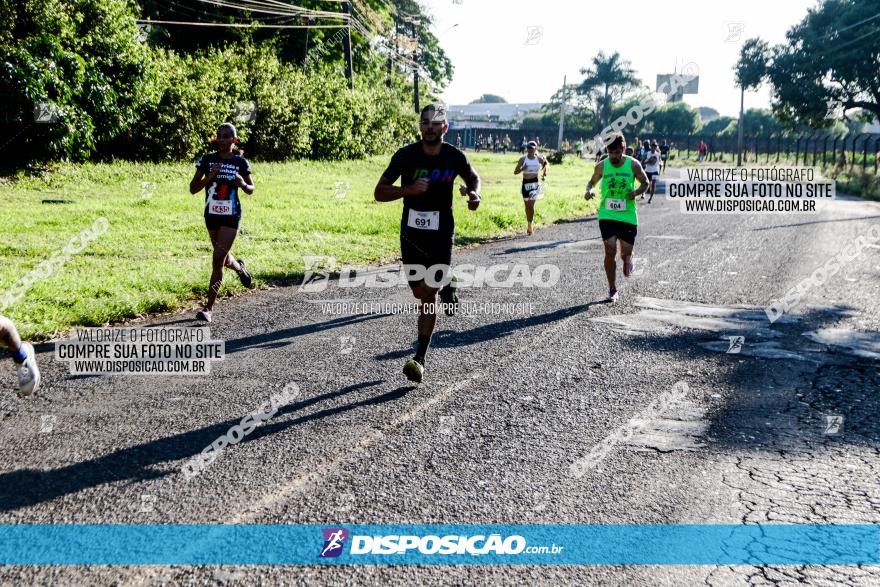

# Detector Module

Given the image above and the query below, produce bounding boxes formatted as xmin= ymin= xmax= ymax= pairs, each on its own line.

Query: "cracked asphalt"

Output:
xmin=1 ymin=180 xmax=879 ymax=585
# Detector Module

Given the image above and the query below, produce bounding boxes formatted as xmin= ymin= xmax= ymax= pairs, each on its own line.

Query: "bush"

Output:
xmin=0 ymin=0 xmax=151 ymax=166
xmin=1 ymin=0 xmax=415 ymax=167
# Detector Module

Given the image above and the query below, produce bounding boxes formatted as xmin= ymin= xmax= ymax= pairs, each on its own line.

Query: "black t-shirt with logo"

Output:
xmin=196 ymin=152 xmax=251 ymax=219
xmin=381 ymin=142 xmax=473 ymax=239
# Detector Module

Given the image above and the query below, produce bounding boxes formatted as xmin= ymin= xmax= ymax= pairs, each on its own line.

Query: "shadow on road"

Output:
xmin=0 ymin=379 xmax=411 ymax=512
xmin=374 ymin=302 xmax=605 ymax=360
xmin=224 ymin=313 xmax=385 ymax=354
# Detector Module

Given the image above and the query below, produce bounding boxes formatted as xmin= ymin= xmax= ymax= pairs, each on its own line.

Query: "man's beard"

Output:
xmin=422 ymin=134 xmax=442 ymax=145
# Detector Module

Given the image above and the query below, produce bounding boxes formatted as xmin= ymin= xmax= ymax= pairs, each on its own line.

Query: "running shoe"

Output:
xmin=607 ymin=288 xmax=619 ymax=302
xmin=196 ymin=308 xmax=213 ymax=323
xmin=403 ymin=357 xmax=425 ymax=383
xmin=623 ymin=259 xmax=634 ymax=278
xmin=16 ymin=342 xmax=40 ymax=398
xmin=527 ymin=223 xmax=534 ymax=236
xmin=237 ymin=258 xmax=253 ymax=288
xmin=439 ymin=274 xmax=459 ymax=316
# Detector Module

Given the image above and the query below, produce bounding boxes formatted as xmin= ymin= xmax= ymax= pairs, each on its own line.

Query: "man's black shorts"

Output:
xmin=599 ymin=219 xmax=638 ymax=245
xmin=400 ymin=231 xmax=453 ymax=289
xmin=205 ymin=214 xmax=241 ymax=231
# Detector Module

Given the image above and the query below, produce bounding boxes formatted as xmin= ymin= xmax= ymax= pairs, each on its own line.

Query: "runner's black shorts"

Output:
xmin=521 ymin=178 xmax=542 ymax=199
xmin=646 ymin=171 xmax=659 ymax=183
xmin=400 ymin=231 xmax=453 ymax=289
xmin=599 ymin=219 xmax=638 ymax=245
xmin=205 ymin=214 xmax=240 ymax=231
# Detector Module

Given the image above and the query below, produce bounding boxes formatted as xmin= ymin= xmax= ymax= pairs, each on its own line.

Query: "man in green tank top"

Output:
xmin=584 ymin=133 xmax=649 ymax=301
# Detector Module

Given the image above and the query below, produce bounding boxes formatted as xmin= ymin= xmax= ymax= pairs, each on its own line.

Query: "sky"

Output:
xmin=425 ymin=0 xmax=819 ymax=117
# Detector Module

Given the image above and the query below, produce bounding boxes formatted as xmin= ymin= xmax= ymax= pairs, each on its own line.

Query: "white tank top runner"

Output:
xmin=522 ymin=155 xmax=541 ymax=176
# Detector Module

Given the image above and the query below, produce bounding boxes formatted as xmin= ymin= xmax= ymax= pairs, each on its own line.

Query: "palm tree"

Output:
xmin=578 ymin=51 xmax=641 ymax=129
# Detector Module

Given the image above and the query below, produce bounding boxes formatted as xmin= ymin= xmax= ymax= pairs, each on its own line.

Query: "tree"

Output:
xmin=702 ymin=116 xmax=735 ymax=135
xmin=540 ymin=84 xmax=598 ymax=133
xmin=734 ymin=37 xmax=770 ymax=164
xmin=470 ymin=94 xmax=507 ymax=104
xmin=650 ymin=102 xmax=702 ymax=136
xmin=698 ymin=107 xmax=720 ymax=122
xmin=609 ymin=94 xmax=656 ymax=137
xmin=744 ymin=0 xmax=880 ymax=127
xmin=0 ymin=0 xmax=152 ymax=163
xmin=741 ymin=109 xmax=782 ymax=136
xmin=577 ymin=51 xmax=641 ymax=128
xmin=735 ymin=38 xmax=769 ymax=91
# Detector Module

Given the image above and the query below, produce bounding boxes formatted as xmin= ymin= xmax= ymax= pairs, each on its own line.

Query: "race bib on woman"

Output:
xmin=206 ymin=183 xmax=235 ymax=216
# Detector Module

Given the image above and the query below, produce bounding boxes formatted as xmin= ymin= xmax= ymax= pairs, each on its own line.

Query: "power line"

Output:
xmin=151 ymin=0 xmax=297 ymax=22
xmin=192 ymin=0 xmax=348 ymax=20
xmin=816 ymin=11 xmax=880 ymax=41
xmin=136 ymin=19 xmax=347 ymax=28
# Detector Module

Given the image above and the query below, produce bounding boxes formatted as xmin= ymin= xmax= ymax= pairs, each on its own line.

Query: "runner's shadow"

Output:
xmin=495 ymin=240 xmax=580 ymax=256
xmin=224 ymin=314 xmax=384 ymax=354
xmin=374 ymin=302 xmax=600 ymax=360
xmin=0 ymin=380 xmax=407 ymax=512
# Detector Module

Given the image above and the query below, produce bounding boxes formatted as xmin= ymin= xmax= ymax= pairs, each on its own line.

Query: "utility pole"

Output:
xmin=557 ymin=75 xmax=567 ymax=151
xmin=736 ymin=85 xmax=745 ymax=167
xmin=411 ymin=18 xmax=419 ymax=113
xmin=342 ymin=1 xmax=354 ymax=89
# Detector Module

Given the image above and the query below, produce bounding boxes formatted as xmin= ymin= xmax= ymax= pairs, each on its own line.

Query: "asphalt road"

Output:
xmin=1 ymin=174 xmax=879 ymax=586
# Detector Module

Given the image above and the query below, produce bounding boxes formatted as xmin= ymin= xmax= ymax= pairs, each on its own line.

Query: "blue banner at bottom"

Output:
xmin=1 ymin=524 xmax=878 ymax=565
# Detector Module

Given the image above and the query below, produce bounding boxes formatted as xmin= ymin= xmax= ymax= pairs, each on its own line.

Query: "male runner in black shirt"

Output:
xmin=374 ymin=103 xmax=481 ymax=383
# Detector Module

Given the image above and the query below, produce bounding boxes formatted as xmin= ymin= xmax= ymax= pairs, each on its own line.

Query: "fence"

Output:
xmin=659 ymin=132 xmax=880 ymax=175
xmin=447 ymin=127 xmax=880 ymax=176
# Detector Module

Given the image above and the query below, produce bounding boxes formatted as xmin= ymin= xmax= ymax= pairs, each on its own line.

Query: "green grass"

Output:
xmin=0 ymin=152 xmax=597 ymax=339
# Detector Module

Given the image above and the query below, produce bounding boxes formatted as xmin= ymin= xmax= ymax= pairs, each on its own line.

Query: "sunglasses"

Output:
xmin=217 ymin=134 xmax=234 ymax=139
xmin=419 ymin=120 xmax=444 ymax=127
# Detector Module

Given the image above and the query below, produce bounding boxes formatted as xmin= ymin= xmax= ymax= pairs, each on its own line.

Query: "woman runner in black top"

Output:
xmin=189 ymin=123 xmax=255 ymax=323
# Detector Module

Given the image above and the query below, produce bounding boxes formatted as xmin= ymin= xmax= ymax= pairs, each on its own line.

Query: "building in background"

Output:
xmin=446 ymin=103 xmax=543 ymax=129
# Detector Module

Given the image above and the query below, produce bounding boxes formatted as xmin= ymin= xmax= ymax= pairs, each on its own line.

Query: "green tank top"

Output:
xmin=598 ymin=156 xmax=637 ymax=225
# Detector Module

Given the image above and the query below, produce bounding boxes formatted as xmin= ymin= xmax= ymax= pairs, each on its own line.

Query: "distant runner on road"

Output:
xmin=660 ymin=140 xmax=670 ymax=172
xmin=374 ymin=103 xmax=482 ymax=384
xmin=643 ymin=143 xmax=661 ymax=203
xmin=0 ymin=315 xmax=40 ymax=397
xmin=514 ymin=141 xmax=549 ymax=236
xmin=584 ymin=133 xmax=649 ymax=301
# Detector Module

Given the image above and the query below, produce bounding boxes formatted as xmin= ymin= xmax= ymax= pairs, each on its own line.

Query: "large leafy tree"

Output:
xmin=738 ymin=0 xmax=880 ymax=127
xmin=470 ymin=94 xmax=507 ymax=104
xmin=702 ymin=116 xmax=736 ymax=135
xmin=650 ymin=102 xmax=702 ymax=136
xmin=577 ymin=51 xmax=641 ymax=128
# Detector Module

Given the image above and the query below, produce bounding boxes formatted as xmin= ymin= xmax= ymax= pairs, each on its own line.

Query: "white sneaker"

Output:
xmin=17 ymin=342 xmax=40 ymax=398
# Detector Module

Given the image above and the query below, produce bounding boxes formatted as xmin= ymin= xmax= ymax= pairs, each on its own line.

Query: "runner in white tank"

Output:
xmin=643 ymin=143 xmax=661 ymax=203
xmin=514 ymin=141 xmax=549 ymax=235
